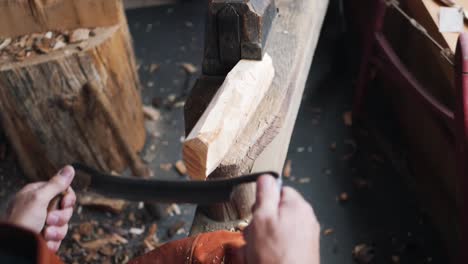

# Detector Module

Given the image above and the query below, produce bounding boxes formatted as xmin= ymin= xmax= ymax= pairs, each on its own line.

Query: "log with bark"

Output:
xmin=0 ymin=0 xmax=147 ymax=185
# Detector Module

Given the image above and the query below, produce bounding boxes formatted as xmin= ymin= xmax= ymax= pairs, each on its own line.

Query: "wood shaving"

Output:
xmin=343 ymin=111 xmax=353 ymax=126
xmin=53 ymin=40 xmax=66 ymax=50
xmin=77 ymin=41 xmax=88 ymax=51
xmin=128 ymin=212 xmax=136 ymax=222
xmin=0 ymin=38 xmax=12 ymax=51
xmin=160 ymin=163 xmax=173 ymax=171
xmin=166 ymin=203 xmax=181 ymax=216
xmin=70 ymin=28 xmax=90 ymax=43
xmin=175 ymin=160 xmax=187 ymax=175
xmin=79 ymin=194 xmax=128 ymax=214
xmin=168 ymin=221 xmax=185 ymax=237
xmin=129 ymin=227 xmax=145 ymax=235
xmin=99 ymin=245 xmax=114 ymax=256
xmin=166 ymin=94 xmax=177 ymax=103
xmin=352 ymin=244 xmax=375 ymax=264
xmin=80 ymin=234 xmax=128 ymax=250
xmin=71 ymin=232 xmax=81 ymax=243
xmin=181 ymin=63 xmax=197 ymax=74
xmin=174 ymin=101 xmax=185 ymax=108
xmin=44 ymin=31 xmax=53 ymax=39
xmin=323 ymin=228 xmax=334 ymax=236
xmin=283 ymin=160 xmax=292 ymax=177
xmin=298 ymin=177 xmax=311 ymax=184
xmin=78 ymin=222 xmax=94 ymax=237
xmin=149 ymin=63 xmax=160 ymax=73
xmin=143 ymin=105 xmax=160 ymax=121
xmin=337 ymin=192 xmax=349 ymax=202
xmin=144 ymin=223 xmax=158 ymax=244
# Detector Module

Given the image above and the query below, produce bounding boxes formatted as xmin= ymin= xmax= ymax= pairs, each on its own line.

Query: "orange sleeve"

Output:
xmin=0 ymin=223 xmax=63 ymax=264
xmin=129 ymin=230 xmax=246 ymax=264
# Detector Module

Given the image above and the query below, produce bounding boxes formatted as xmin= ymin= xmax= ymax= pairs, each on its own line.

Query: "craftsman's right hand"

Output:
xmin=4 ymin=166 xmax=76 ymax=252
xmin=242 ymin=175 xmax=320 ymax=264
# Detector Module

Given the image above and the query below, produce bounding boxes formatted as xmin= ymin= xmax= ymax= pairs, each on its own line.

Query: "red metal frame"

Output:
xmin=352 ymin=0 xmax=467 ymax=261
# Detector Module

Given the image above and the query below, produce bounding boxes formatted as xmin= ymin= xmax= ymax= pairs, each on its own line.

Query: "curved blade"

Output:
xmin=73 ymin=163 xmax=279 ymax=205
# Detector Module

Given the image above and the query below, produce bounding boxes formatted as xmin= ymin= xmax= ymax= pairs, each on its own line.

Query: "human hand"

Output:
xmin=242 ymin=175 xmax=320 ymax=264
xmin=5 ymin=166 xmax=76 ymax=252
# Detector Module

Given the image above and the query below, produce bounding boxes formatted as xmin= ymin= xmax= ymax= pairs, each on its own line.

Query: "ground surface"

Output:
xmin=0 ymin=1 xmax=448 ymax=263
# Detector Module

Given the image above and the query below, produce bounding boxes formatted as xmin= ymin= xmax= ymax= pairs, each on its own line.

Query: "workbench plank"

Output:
xmin=190 ymin=0 xmax=329 ymax=232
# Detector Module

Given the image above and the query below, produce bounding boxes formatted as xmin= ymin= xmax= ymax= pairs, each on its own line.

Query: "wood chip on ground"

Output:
xmin=79 ymin=194 xmax=128 ymax=214
xmin=337 ymin=192 xmax=349 ymax=202
xmin=166 ymin=203 xmax=181 ymax=216
xmin=298 ymin=177 xmax=311 ymax=184
xmin=181 ymin=63 xmax=197 ymax=74
xmin=99 ymin=245 xmax=114 ymax=256
xmin=352 ymin=243 xmax=375 ymax=264
xmin=323 ymin=228 xmax=334 ymax=236
xmin=148 ymin=63 xmax=160 ymax=73
xmin=160 ymin=163 xmax=173 ymax=171
xmin=174 ymin=160 xmax=187 ymax=175
xmin=80 ymin=234 xmax=128 ymax=250
xmin=0 ymin=38 xmax=12 ymax=51
xmin=143 ymin=105 xmax=160 ymax=121
xmin=343 ymin=111 xmax=353 ymax=126
xmin=78 ymin=222 xmax=94 ymax=237
xmin=283 ymin=160 xmax=292 ymax=177
xmin=128 ymin=212 xmax=136 ymax=222
xmin=167 ymin=221 xmax=185 ymax=237
xmin=129 ymin=227 xmax=145 ymax=236
xmin=53 ymin=40 xmax=66 ymax=50
xmin=143 ymin=223 xmax=159 ymax=251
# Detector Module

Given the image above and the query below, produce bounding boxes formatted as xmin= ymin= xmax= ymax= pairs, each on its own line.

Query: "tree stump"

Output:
xmin=0 ymin=0 xmax=146 ymax=185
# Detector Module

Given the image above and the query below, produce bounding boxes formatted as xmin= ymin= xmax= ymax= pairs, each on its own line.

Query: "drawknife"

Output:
xmin=72 ymin=163 xmax=280 ymax=205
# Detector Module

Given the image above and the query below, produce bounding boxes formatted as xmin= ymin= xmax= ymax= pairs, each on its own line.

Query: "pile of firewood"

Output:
xmin=0 ymin=28 xmax=95 ymax=62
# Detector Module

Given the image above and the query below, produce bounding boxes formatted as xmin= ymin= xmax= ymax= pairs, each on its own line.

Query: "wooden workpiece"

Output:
xmin=183 ymin=54 xmax=274 ymax=180
xmin=0 ymin=0 xmax=146 ymax=185
xmin=187 ymin=0 xmax=329 ymax=233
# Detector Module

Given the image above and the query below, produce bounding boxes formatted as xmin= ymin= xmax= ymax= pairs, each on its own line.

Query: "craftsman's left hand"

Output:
xmin=4 ymin=165 xmax=76 ymax=252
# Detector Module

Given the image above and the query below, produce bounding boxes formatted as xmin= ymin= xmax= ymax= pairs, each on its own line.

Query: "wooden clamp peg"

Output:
xmin=202 ymin=0 xmax=277 ymax=75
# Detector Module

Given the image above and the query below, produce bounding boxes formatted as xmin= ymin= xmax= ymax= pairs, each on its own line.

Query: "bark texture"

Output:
xmin=0 ymin=2 xmax=145 ymax=185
